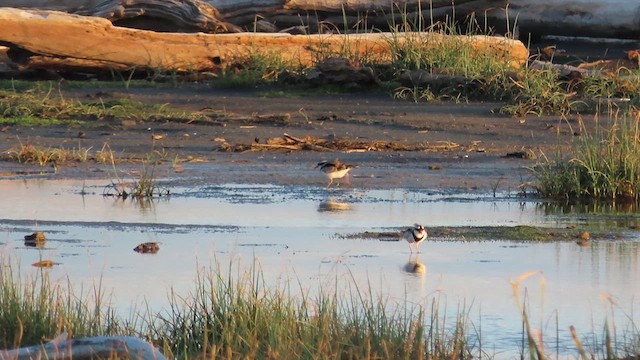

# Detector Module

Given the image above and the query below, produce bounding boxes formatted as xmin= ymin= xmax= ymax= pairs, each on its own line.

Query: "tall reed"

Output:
xmin=2 ymin=258 xmax=637 ymax=359
xmin=0 ymin=263 xmax=119 ymax=348
xmin=533 ymin=110 xmax=640 ymax=200
xmin=145 ymin=263 xmax=463 ymax=359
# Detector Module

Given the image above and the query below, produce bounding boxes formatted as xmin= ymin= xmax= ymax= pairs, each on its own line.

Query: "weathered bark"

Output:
xmin=1 ymin=0 xmax=638 ymax=39
xmin=0 ymin=0 xmax=99 ymax=10
xmin=209 ymin=0 xmax=284 ymax=13
xmin=282 ymin=0 xmax=478 ymax=11
xmin=211 ymin=0 xmax=492 ymax=34
xmin=0 ymin=8 xmax=528 ymax=73
xmin=0 ymin=333 xmax=166 ymax=360
xmin=486 ymin=0 xmax=640 ymax=40
xmin=74 ymin=0 xmax=241 ymax=33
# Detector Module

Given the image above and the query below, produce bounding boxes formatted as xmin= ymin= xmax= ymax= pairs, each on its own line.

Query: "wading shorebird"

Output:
xmin=403 ymin=224 xmax=427 ymax=253
xmin=315 ymin=159 xmax=357 ymax=188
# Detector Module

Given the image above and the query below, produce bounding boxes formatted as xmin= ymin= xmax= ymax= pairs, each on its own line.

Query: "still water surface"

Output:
xmin=1 ymin=179 xmax=638 ymax=357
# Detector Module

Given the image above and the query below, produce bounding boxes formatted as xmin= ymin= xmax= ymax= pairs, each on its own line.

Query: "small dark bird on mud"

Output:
xmin=315 ymin=159 xmax=357 ymax=188
xmin=403 ymin=224 xmax=428 ymax=253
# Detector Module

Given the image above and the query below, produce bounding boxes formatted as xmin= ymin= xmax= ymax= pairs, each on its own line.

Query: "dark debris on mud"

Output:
xmin=342 ymin=225 xmax=629 ymax=242
xmin=218 ymin=133 xmax=460 ymax=153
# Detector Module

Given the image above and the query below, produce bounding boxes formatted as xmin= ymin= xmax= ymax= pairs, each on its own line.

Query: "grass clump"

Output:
xmin=3 ymin=141 xmax=121 ymax=167
xmin=499 ymin=67 xmax=581 ymax=116
xmin=385 ymin=20 xmax=510 ymax=103
xmin=103 ymin=167 xmax=169 ymax=200
xmin=0 ymin=263 xmax=118 ymax=348
xmin=212 ymin=50 xmax=300 ymax=88
xmin=0 ymin=88 xmax=85 ymax=127
xmin=148 ymin=264 xmax=472 ymax=359
xmin=1 ymin=257 xmax=638 ymax=359
xmin=382 ymin=16 xmax=639 ymax=116
xmin=4 ymin=143 xmax=93 ymax=167
xmin=580 ymin=71 xmax=640 ymax=102
xmin=103 ymin=149 xmax=170 ymax=200
xmin=0 ymin=84 xmax=204 ymax=126
xmin=533 ymin=110 xmax=640 ymax=200
xmin=388 ymin=33 xmax=505 ymax=80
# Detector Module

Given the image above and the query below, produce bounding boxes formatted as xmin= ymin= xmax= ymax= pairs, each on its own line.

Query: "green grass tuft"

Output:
xmin=533 ymin=111 xmax=640 ymax=200
xmin=1 ymin=257 xmax=638 ymax=359
xmin=0 ymin=85 xmax=204 ymax=126
xmin=0 ymin=263 xmax=119 ymax=348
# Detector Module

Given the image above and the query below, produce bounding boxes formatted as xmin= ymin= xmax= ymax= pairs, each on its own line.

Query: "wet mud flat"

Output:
xmin=0 ymin=85 xmax=570 ymax=201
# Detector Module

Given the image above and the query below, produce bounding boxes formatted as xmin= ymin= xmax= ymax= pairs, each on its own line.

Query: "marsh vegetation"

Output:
xmin=533 ymin=110 xmax=640 ymax=201
xmin=1 ymin=260 xmax=637 ymax=359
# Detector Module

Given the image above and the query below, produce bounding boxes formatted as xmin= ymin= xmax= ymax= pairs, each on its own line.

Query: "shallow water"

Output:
xmin=1 ymin=179 xmax=639 ymax=357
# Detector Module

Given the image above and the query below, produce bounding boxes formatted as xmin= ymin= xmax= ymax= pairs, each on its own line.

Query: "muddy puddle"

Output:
xmin=1 ymin=179 xmax=639 ymax=356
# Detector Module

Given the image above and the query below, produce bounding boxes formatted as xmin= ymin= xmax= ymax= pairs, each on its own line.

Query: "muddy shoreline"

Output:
xmin=3 ymin=35 xmax=638 ymax=192
xmin=1 ymin=85 xmax=577 ymax=193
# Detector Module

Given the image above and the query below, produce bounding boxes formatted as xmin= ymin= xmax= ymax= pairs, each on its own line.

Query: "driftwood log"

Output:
xmin=74 ymin=0 xmax=242 ymax=33
xmin=0 ymin=8 xmax=528 ymax=73
xmin=0 ymin=333 xmax=167 ymax=360
xmin=282 ymin=0 xmax=475 ymax=11
xmin=0 ymin=0 xmax=638 ymax=39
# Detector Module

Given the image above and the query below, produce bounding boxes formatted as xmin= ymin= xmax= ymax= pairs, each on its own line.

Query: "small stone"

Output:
xmin=32 ymin=260 xmax=54 ymax=268
xmin=24 ymin=232 xmax=46 ymax=241
xmin=576 ymin=240 xmax=590 ymax=247
xmin=134 ymin=242 xmax=160 ymax=254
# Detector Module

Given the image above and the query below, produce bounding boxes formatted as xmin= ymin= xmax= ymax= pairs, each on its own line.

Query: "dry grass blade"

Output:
xmin=569 ymin=325 xmax=589 ymax=360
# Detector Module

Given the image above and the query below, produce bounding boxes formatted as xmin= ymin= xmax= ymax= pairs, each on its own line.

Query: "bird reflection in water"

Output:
xmin=317 ymin=198 xmax=352 ymax=212
xmin=403 ymin=254 xmax=427 ymax=276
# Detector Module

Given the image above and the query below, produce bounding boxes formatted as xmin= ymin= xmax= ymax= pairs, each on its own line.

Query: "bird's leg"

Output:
xmin=326 ymin=178 xmax=333 ymax=188
xmin=408 ymin=243 xmax=414 ymax=253
xmin=345 ymin=173 xmax=350 ymax=186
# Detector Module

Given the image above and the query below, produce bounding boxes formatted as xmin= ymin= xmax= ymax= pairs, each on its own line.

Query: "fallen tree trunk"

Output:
xmin=486 ymin=0 xmax=640 ymax=40
xmin=0 ymin=0 xmax=501 ymax=36
xmin=0 ymin=8 xmax=528 ymax=73
xmin=282 ymin=0 xmax=477 ymax=11
xmin=1 ymin=0 xmax=637 ymax=39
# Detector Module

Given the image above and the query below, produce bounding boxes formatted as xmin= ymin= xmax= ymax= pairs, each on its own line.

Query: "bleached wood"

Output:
xmin=486 ymin=0 xmax=640 ymax=39
xmin=74 ymin=0 xmax=241 ymax=33
xmin=0 ymin=8 xmax=528 ymax=73
xmin=0 ymin=0 xmax=637 ymax=39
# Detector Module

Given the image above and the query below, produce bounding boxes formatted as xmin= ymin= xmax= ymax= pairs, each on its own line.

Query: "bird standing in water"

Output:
xmin=316 ymin=159 xmax=357 ymax=188
xmin=403 ymin=224 xmax=427 ymax=253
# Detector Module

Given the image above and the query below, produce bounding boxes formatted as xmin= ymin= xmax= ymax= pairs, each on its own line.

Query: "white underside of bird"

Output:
xmin=327 ymin=168 xmax=351 ymax=180
xmin=403 ymin=224 xmax=427 ymax=253
xmin=316 ymin=160 xmax=357 ymax=187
